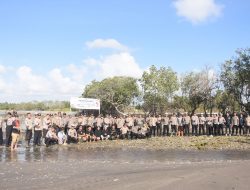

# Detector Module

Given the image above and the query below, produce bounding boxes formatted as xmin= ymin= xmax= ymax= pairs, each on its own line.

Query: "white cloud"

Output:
xmin=173 ymin=0 xmax=223 ymax=24
xmin=86 ymin=39 xmax=129 ymax=51
xmin=0 ymin=39 xmax=144 ymax=102
xmin=0 ymin=65 xmax=6 ymax=74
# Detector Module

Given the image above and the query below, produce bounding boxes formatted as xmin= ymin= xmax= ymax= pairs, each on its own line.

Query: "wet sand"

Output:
xmin=1 ymin=145 xmax=250 ymax=190
xmin=0 ymin=158 xmax=249 ymax=190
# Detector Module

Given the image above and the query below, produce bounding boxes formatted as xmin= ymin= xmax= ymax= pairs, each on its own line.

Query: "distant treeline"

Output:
xmin=0 ymin=101 xmax=70 ymax=111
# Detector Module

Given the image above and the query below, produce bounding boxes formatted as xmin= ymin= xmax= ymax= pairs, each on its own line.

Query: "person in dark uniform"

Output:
xmin=5 ymin=112 xmax=13 ymax=147
xmin=77 ymin=126 xmax=85 ymax=143
xmin=85 ymin=126 xmax=96 ymax=142
xmin=94 ymin=126 xmax=103 ymax=141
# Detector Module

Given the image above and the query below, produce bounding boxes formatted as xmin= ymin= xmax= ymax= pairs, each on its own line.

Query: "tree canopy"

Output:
xmin=139 ymin=65 xmax=179 ymax=114
xmin=82 ymin=76 xmax=139 ymax=115
xmin=220 ymin=48 xmax=250 ymax=113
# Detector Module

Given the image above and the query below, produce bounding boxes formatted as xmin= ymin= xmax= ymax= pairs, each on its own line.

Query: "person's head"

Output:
xmin=7 ymin=112 xmax=12 ymax=118
xmin=234 ymin=112 xmax=237 ymax=116
xmin=200 ymin=113 xmax=203 ymax=117
xmin=79 ymin=126 xmax=83 ymax=131
xmin=27 ymin=112 xmax=31 ymax=119
xmin=87 ymin=126 xmax=91 ymax=131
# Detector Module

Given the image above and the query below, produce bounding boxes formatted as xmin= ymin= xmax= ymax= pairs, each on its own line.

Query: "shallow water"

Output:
xmin=1 ymin=145 xmax=250 ymax=163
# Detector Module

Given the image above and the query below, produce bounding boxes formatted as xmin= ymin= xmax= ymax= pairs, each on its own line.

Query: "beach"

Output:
xmin=1 ymin=136 xmax=250 ymax=190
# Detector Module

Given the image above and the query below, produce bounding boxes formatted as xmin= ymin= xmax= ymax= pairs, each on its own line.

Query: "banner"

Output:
xmin=70 ymin=97 xmax=100 ymax=110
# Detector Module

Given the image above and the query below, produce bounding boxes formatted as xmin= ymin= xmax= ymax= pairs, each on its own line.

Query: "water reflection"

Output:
xmin=1 ymin=145 xmax=250 ymax=163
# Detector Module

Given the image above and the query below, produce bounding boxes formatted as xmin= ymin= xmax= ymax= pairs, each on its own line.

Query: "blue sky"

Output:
xmin=0 ymin=0 xmax=249 ymax=102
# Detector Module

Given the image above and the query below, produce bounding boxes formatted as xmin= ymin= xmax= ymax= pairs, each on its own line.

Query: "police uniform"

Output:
xmin=126 ymin=116 xmax=134 ymax=139
xmin=183 ymin=114 xmax=191 ymax=136
xmin=213 ymin=114 xmax=219 ymax=136
xmin=116 ymin=117 xmax=125 ymax=137
xmin=225 ymin=113 xmax=232 ymax=136
xmin=156 ymin=115 xmax=162 ymax=136
xmin=245 ymin=115 xmax=250 ymax=136
xmin=191 ymin=114 xmax=199 ymax=136
xmin=42 ymin=115 xmax=51 ymax=145
xmin=206 ymin=115 xmax=213 ymax=136
xmin=0 ymin=116 xmax=3 ymax=145
xmin=177 ymin=115 xmax=184 ymax=136
xmin=33 ymin=114 xmax=42 ymax=146
xmin=218 ymin=114 xmax=226 ymax=136
xmin=162 ymin=115 xmax=170 ymax=136
xmin=5 ymin=114 xmax=14 ymax=147
xmin=25 ymin=114 xmax=33 ymax=147
xmin=232 ymin=114 xmax=239 ymax=135
xmin=149 ymin=116 xmax=157 ymax=137
xmin=239 ymin=114 xmax=245 ymax=136
xmin=170 ymin=114 xmax=178 ymax=136
xmin=199 ymin=114 xmax=206 ymax=135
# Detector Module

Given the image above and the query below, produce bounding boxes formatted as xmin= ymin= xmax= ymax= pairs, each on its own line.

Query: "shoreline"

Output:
xmin=2 ymin=135 xmax=250 ymax=151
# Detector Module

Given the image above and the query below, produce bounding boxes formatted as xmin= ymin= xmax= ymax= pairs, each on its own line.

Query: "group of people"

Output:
xmin=0 ymin=111 xmax=250 ymax=150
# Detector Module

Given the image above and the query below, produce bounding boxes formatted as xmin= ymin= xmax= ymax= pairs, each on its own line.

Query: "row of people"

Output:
xmin=1 ymin=111 xmax=250 ymax=149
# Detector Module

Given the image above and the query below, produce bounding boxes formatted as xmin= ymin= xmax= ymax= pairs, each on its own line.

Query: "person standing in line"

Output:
xmin=177 ymin=113 xmax=184 ymax=137
xmin=170 ymin=113 xmax=178 ymax=136
xmin=116 ymin=116 xmax=124 ymax=138
xmin=11 ymin=114 xmax=21 ymax=151
xmin=25 ymin=113 xmax=33 ymax=147
xmin=225 ymin=112 xmax=232 ymax=136
xmin=199 ymin=113 xmax=206 ymax=135
xmin=239 ymin=113 xmax=245 ymax=136
xmin=87 ymin=114 xmax=95 ymax=131
xmin=5 ymin=112 xmax=14 ymax=147
xmin=232 ymin=112 xmax=239 ymax=136
xmin=149 ymin=115 xmax=157 ymax=137
xmin=156 ymin=115 xmax=162 ymax=136
xmin=33 ymin=113 xmax=42 ymax=146
xmin=0 ymin=115 xmax=3 ymax=146
xmin=162 ymin=113 xmax=170 ymax=136
xmin=183 ymin=113 xmax=191 ymax=136
xmin=213 ymin=114 xmax=219 ymax=136
xmin=42 ymin=114 xmax=51 ymax=145
xmin=126 ymin=114 xmax=134 ymax=139
xmin=191 ymin=113 xmax=199 ymax=136
xmin=62 ymin=113 xmax=69 ymax=134
xmin=95 ymin=115 xmax=104 ymax=131
xmin=206 ymin=114 xmax=213 ymax=136
xmin=245 ymin=114 xmax=250 ymax=136
xmin=218 ymin=113 xmax=226 ymax=136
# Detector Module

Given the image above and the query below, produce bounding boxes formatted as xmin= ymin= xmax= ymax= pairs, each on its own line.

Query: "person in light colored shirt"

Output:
xmin=191 ymin=113 xmax=199 ymax=136
xmin=25 ymin=113 xmax=33 ymax=147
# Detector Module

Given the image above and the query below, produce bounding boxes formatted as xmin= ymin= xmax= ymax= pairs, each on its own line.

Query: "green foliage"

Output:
xmin=82 ymin=76 xmax=139 ymax=115
xmin=220 ymin=48 xmax=250 ymax=113
xmin=180 ymin=67 xmax=218 ymax=114
xmin=0 ymin=101 xmax=70 ymax=111
xmin=139 ymin=65 xmax=179 ymax=114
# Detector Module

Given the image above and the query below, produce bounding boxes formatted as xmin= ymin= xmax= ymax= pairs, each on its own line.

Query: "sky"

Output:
xmin=0 ymin=0 xmax=249 ymax=102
